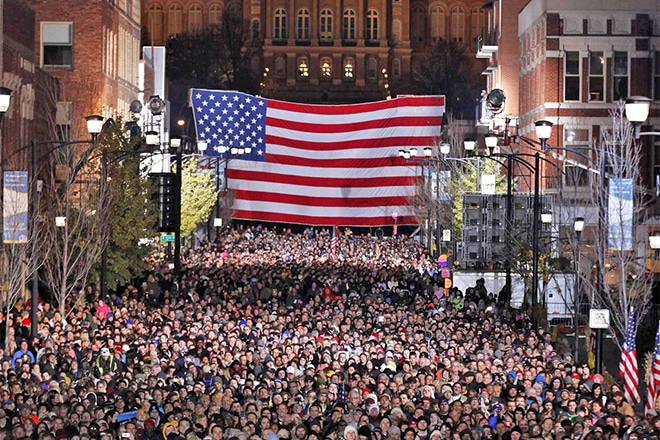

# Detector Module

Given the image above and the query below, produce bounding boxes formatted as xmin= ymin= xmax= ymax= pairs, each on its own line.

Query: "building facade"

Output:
xmin=143 ymin=0 xmax=489 ymax=103
xmin=25 ymin=0 xmax=142 ymax=139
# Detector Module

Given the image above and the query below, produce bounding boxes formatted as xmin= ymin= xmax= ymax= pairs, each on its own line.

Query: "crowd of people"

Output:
xmin=0 ymin=225 xmax=655 ymax=440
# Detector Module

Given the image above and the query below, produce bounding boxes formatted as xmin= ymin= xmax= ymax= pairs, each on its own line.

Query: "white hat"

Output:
xmin=100 ymin=348 xmax=110 ymax=356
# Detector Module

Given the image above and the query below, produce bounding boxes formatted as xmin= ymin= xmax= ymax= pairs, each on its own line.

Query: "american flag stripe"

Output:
xmin=268 ymin=116 xmax=443 ymax=133
xmin=267 ymin=96 xmax=442 ymax=115
xmin=236 ymin=191 xmax=411 ymax=208
xmin=230 ymin=178 xmax=412 ymax=197
xmin=645 ymin=321 xmax=660 ymax=414
xmin=232 ymin=211 xmax=418 ymax=226
xmin=229 ymin=169 xmax=419 ymax=187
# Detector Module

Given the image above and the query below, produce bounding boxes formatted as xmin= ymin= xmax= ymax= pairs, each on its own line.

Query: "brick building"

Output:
xmin=143 ymin=0 xmax=489 ymax=103
xmin=25 ymin=0 xmax=142 ymax=139
xmin=2 ymin=0 xmax=57 ymax=166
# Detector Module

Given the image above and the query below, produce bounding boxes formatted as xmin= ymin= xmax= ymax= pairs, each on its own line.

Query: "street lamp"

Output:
xmin=0 ymin=87 xmax=12 ymax=124
xmin=541 ymin=212 xmax=553 ymax=225
xmin=573 ymin=216 xmax=585 ymax=361
xmin=85 ymin=115 xmax=104 ymax=142
xmin=534 ymin=120 xmax=554 ymax=149
xmin=484 ymin=133 xmax=499 ymax=156
xmin=650 ymin=231 xmax=660 ymax=259
xmin=624 ymin=96 xmax=653 ymax=139
xmin=439 ymin=143 xmax=450 ymax=156
xmin=145 ymin=131 xmax=160 ymax=148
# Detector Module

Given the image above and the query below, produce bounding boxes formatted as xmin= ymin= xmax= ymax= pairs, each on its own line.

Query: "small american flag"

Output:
xmin=645 ymin=321 xmax=660 ymax=414
xmin=330 ymin=227 xmax=338 ymax=262
xmin=619 ymin=308 xmax=640 ymax=404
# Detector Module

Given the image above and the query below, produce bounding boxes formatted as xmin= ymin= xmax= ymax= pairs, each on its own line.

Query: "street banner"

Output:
xmin=3 ymin=171 xmax=29 ymax=244
xmin=608 ymin=177 xmax=633 ymax=250
xmin=481 ymin=174 xmax=496 ymax=195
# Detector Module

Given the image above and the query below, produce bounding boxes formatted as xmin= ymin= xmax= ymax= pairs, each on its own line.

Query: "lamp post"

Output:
xmin=28 ymin=114 xmax=104 ymax=338
xmin=573 ymin=216 xmax=585 ymax=362
xmin=624 ymin=96 xmax=659 ymax=139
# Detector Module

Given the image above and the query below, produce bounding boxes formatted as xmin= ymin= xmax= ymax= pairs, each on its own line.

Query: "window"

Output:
xmin=56 ymin=102 xmax=72 ymax=141
xmin=392 ymin=58 xmax=401 ymax=77
xmin=411 ymin=5 xmax=425 ymax=42
xmin=252 ymin=19 xmax=260 ymax=39
xmin=343 ymin=57 xmax=354 ymax=79
xmin=42 ymin=22 xmax=73 ymax=67
xmin=227 ymin=3 xmax=241 ymax=19
xmin=320 ymin=9 xmax=333 ymax=41
xmin=612 ymin=51 xmax=628 ymax=101
xmin=275 ymin=57 xmax=286 ymax=78
xmin=297 ymin=9 xmax=310 ymax=40
xmin=450 ymin=7 xmax=465 ymax=42
xmin=274 ymin=9 xmax=287 ymax=39
xmin=366 ymin=9 xmax=378 ymax=40
xmin=588 ymin=51 xmax=604 ymax=101
xmin=471 ymin=7 xmax=485 ymax=40
xmin=392 ymin=20 xmax=401 ymax=42
xmin=563 ymin=128 xmax=591 ymax=187
xmin=320 ymin=58 xmax=332 ymax=79
xmin=564 ymin=51 xmax=580 ymax=101
xmin=297 ymin=57 xmax=309 ymax=78
xmin=148 ymin=4 xmax=164 ymax=42
xmin=209 ymin=4 xmax=222 ymax=27
xmin=343 ymin=9 xmax=356 ymax=40
xmin=431 ymin=7 xmax=445 ymax=41
xmin=367 ymin=58 xmax=378 ymax=80
xmin=188 ymin=4 xmax=202 ymax=33
xmin=655 ymin=51 xmax=660 ymax=101
xmin=168 ymin=4 xmax=183 ymax=36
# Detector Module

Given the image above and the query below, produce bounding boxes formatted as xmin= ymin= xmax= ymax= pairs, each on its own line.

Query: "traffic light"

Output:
xmin=150 ymin=173 xmax=177 ymax=232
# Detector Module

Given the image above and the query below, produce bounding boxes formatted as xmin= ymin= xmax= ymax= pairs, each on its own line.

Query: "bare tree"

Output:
xmin=578 ymin=104 xmax=654 ymax=348
xmin=39 ymin=148 xmax=111 ymax=318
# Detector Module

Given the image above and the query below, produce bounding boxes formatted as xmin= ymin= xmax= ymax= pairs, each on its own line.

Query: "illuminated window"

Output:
xmin=344 ymin=57 xmax=354 ymax=79
xmin=298 ymin=57 xmax=309 ymax=78
xmin=588 ymin=51 xmax=604 ymax=101
xmin=320 ymin=58 xmax=332 ymax=79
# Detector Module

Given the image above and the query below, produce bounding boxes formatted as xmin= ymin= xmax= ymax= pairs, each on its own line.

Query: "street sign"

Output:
xmin=160 ymin=234 xmax=175 ymax=242
xmin=589 ymin=309 xmax=610 ymax=329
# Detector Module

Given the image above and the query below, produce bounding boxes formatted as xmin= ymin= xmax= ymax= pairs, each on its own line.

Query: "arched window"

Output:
xmin=168 ymin=4 xmax=183 ymax=36
xmin=367 ymin=58 xmax=378 ymax=80
xmin=275 ymin=57 xmax=286 ymax=78
xmin=188 ymin=4 xmax=202 ymax=33
xmin=392 ymin=58 xmax=401 ymax=77
xmin=431 ymin=6 xmax=445 ymax=41
xmin=227 ymin=3 xmax=241 ymax=19
xmin=297 ymin=57 xmax=309 ymax=78
xmin=366 ymin=9 xmax=378 ymax=40
xmin=148 ymin=4 xmax=163 ymax=42
xmin=320 ymin=9 xmax=333 ymax=41
xmin=392 ymin=20 xmax=402 ymax=42
xmin=450 ymin=7 xmax=465 ymax=42
xmin=343 ymin=9 xmax=356 ymax=40
xmin=209 ymin=4 xmax=222 ymax=27
xmin=252 ymin=19 xmax=260 ymax=38
xmin=411 ymin=5 xmax=425 ymax=42
xmin=320 ymin=57 xmax=332 ymax=79
xmin=297 ymin=8 xmax=310 ymax=40
xmin=471 ymin=7 xmax=485 ymax=40
xmin=274 ymin=8 xmax=287 ymax=39
xmin=343 ymin=57 xmax=355 ymax=79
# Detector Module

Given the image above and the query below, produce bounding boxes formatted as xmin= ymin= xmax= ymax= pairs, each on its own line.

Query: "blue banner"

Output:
xmin=3 ymin=171 xmax=29 ymax=244
xmin=608 ymin=177 xmax=633 ymax=251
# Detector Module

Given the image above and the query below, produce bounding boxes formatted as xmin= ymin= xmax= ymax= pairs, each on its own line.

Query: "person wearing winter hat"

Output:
xmin=344 ymin=425 xmax=358 ymax=440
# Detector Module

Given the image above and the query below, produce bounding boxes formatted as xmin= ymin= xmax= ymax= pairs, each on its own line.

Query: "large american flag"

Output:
xmin=190 ymin=89 xmax=444 ymax=226
xmin=646 ymin=321 xmax=660 ymax=414
xmin=619 ymin=308 xmax=640 ymax=404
